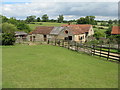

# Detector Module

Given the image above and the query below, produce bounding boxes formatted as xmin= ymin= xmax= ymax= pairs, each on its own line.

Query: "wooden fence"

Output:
xmin=47 ymin=39 xmax=120 ymax=62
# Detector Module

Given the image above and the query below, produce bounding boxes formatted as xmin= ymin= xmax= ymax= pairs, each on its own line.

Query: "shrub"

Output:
xmin=2 ymin=33 xmax=16 ymax=45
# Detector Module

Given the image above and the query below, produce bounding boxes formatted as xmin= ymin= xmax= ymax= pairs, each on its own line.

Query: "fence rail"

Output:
xmin=47 ymin=39 xmax=120 ymax=62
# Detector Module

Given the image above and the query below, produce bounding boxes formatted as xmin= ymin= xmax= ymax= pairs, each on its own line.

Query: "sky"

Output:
xmin=0 ymin=0 xmax=119 ymax=21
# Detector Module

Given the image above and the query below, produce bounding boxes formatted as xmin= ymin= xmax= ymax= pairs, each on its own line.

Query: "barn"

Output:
xmin=15 ymin=31 xmax=27 ymax=43
xmin=27 ymin=24 xmax=94 ymax=43
xmin=58 ymin=24 xmax=94 ymax=43
xmin=27 ymin=26 xmax=54 ymax=42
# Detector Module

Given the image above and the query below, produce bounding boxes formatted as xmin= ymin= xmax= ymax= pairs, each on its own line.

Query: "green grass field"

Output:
xmin=2 ymin=45 xmax=118 ymax=88
xmin=28 ymin=22 xmax=67 ymax=30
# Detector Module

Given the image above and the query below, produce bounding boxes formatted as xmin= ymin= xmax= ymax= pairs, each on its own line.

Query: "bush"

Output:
xmin=2 ymin=33 xmax=16 ymax=45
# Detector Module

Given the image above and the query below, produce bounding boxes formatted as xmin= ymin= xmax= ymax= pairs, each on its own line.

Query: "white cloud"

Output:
xmin=2 ymin=2 xmax=118 ymax=20
xmin=2 ymin=0 xmax=119 ymax=2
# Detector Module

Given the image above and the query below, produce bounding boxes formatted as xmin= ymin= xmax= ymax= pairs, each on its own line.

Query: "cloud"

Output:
xmin=2 ymin=2 xmax=118 ymax=20
xmin=2 ymin=0 xmax=119 ymax=2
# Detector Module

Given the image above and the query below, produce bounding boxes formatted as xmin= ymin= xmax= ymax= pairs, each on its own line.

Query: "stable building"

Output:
xmin=27 ymin=26 xmax=54 ymax=42
xmin=15 ymin=31 xmax=27 ymax=43
xmin=59 ymin=24 xmax=94 ymax=43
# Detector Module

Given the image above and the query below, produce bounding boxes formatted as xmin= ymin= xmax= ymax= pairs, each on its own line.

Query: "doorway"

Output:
xmin=68 ymin=36 xmax=72 ymax=40
xmin=30 ymin=36 xmax=32 ymax=41
xmin=44 ymin=35 xmax=47 ymax=41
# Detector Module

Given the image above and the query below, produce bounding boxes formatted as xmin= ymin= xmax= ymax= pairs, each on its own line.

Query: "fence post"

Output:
xmin=91 ymin=44 xmax=93 ymax=55
xmin=47 ymin=39 xmax=49 ymax=44
xmin=93 ymin=44 xmax=95 ymax=56
xmin=55 ymin=39 xmax=56 ymax=46
xmin=68 ymin=40 xmax=70 ymax=49
xmin=100 ymin=44 xmax=102 ymax=57
xmin=76 ymin=43 xmax=78 ymax=52
xmin=84 ymin=44 xmax=85 ymax=52
xmin=107 ymin=44 xmax=110 ymax=60
xmin=59 ymin=40 xmax=60 ymax=46
xmin=118 ymin=43 xmax=120 ymax=62
xmin=62 ymin=40 xmax=64 ymax=47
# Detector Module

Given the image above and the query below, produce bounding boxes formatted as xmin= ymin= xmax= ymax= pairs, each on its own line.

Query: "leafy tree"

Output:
xmin=2 ymin=23 xmax=17 ymax=45
xmin=49 ymin=19 xmax=56 ymax=22
xmin=26 ymin=15 xmax=36 ymax=23
xmin=42 ymin=14 xmax=49 ymax=22
xmin=0 ymin=15 xmax=8 ymax=23
xmin=77 ymin=17 xmax=86 ymax=24
xmin=2 ymin=23 xmax=17 ymax=33
xmin=8 ymin=17 xmax=18 ymax=26
xmin=17 ymin=22 xmax=31 ymax=32
xmin=94 ymin=30 xmax=106 ymax=40
xmin=113 ymin=19 xmax=118 ymax=24
xmin=2 ymin=33 xmax=16 ymax=45
xmin=77 ymin=16 xmax=96 ymax=25
xmin=108 ymin=20 xmax=113 ymax=25
xmin=57 ymin=15 xmax=64 ymax=23
xmin=37 ymin=17 xmax=41 ymax=22
xmin=105 ymin=25 xmax=113 ymax=37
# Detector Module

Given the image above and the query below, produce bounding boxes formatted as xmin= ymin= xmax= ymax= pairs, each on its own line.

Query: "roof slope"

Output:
xmin=15 ymin=31 xmax=27 ymax=35
xmin=111 ymin=26 xmax=120 ymax=34
xmin=50 ymin=27 xmax=64 ymax=35
xmin=62 ymin=24 xmax=92 ymax=35
xmin=30 ymin=26 xmax=54 ymax=35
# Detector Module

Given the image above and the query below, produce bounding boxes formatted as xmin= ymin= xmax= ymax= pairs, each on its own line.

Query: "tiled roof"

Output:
xmin=30 ymin=26 xmax=54 ymax=35
xmin=111 ymin=26 xmax=120 ymax=34
xmin=62 ymin=24 xmax=92 ymax=35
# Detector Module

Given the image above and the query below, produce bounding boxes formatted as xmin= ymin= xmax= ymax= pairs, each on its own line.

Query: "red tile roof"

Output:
xmin=29 ymin=26 xmax=54 ymax=35
xmin=62 ymin=24 xmax=92 ymax=35
xmin=111 ymin=26 xmax=120 ymax=34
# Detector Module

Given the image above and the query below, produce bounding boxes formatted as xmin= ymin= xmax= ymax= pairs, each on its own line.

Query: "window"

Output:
xmin=65 ymin=30 xmax=68 ymax=34
xmin=33 ymin=36 xmax=35 ymax=38
xmin=79 ymin=36 xmax=82 ymax=40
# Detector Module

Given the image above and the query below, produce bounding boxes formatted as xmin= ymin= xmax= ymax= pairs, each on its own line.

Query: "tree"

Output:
xmin=2 ymin=23 xmax=17 ymax=45
xmin=17 ymin=22 xmax=31 ymax=32
xmin=57 ymin=15 xmax=64 ymax=23
xmin=94 ymin=30 xmax=106 ymax=40
xmin=0 ymin=15 xmax=8 ymax=23
xmin=49 ymin=19 xmax=56 ymax=22
xmin=108 ymin=20 xmax=113 ymax=25
xmin=26 ymin=15 xmax=36 ymax=23
xmin=2 ymin=23 xmax=17 ymax=33
xmin=42 ymin=14 xmax=49 ymax=22
xmin=2 ymin=33 xmax=16 ymax=45
xmin=37 ymin=17 xmax=41 ymax=22
xmin=113 ymin=19 xmax=118 ymax=24
xmin=105 ymin=25 xmax=113 ymax=37
xmin=77 ymin=16 xmax=96 ymax=25
xmin=8 ymin=17 xmax=18 ymax=26
xmin=77 ymin=17 xmax=86 ymax=24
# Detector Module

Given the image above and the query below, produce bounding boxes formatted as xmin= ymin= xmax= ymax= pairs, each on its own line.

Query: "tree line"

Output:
xmin=26 ymin=14 xmax=65 ymax=23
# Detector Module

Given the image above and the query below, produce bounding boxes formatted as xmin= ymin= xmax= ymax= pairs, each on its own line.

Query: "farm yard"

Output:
xmin=2 ymin=45 xmax=118 ymax=88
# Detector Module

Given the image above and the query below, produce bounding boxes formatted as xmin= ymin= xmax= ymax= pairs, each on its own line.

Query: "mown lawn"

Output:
xmin=28 ymin=22 xmax=67 ymax=30
xmin=2 ymin=45 xmax=118 ymax=88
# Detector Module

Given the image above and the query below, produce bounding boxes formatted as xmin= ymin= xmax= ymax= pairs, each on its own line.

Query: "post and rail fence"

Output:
xmin=47 ymin=39 xmax=120 ymax=62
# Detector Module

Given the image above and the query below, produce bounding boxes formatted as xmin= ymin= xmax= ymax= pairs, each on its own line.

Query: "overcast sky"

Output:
xmin=1 ymin=0 xmax=119 ymax=21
